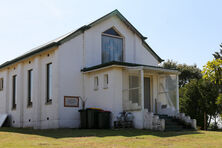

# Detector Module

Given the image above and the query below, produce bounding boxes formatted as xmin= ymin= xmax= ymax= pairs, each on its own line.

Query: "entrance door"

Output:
xmin=144 ymin=77 xmax=151 ymax=112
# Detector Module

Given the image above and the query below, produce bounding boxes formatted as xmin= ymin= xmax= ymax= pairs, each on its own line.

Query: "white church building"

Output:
xmin=0 ymin=10 xmax=195 ymax=130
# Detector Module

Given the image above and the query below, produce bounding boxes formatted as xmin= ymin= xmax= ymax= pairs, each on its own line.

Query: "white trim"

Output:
xmin=140 ymin=69 xmax=144 ymax=128
xmin=143 ymin=67 xmax=180 ymax=74
xmin=102 ymin=33 xmax=123 ymax=39
xmin=82 ymin=65 xmax=126 ymax=73
xmin=176 ymin=75 xmax=179 ymax=113
xmin=83 ymin=65 xmax=180 ymax=75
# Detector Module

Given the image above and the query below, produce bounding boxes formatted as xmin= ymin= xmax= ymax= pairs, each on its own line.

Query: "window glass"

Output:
xmin=47 ymin=63 xmax=52 ymax=102
xmin=0 ymin=78 xmax=3 ymax=91
xmin=94 ymin=76 xmax=99 ymax=90
xmin=12 ymin=75 xmax=16 ymax=109
xmin=102 ymin=35 xmax=123 ymax=63
xmin=103 ymin=74 xmax=108 ymax=89
xmin=129 ymin=75 xmax=139 ymax=104
xmin=103 ymin=28 xmax=120 ymax=36
xmin=28 ymin=69 xmax=33 ymax=106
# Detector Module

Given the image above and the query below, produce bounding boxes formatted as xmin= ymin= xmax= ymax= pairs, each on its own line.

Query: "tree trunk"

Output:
xmin=204 ymin=112 xmax=207 ymax=130
xmin=214 ymin=116 xmax=217 ymax=129
xmin=207 ymin=115 xmax=212 ymax=129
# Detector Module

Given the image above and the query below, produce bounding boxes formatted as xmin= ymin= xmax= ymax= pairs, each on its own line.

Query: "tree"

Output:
xmin=162 ymin=59 xmax=177 ymax=69
xmin=201 ymin=46 xmax=222 ymax=129
xmin=163 ymin=59 xmax=221 ymax=129
xmin=202 ymin=49 xmax=222 ymax=115
xmin=180 ymin=79 xmax=219 ymax=129
xmin=163 ymin=60 xmax=202 ymax=87
xmin=202 ymin=58 xmax=222 ymax=90
xmin=213 ymin=44 xmax=222 ymax=60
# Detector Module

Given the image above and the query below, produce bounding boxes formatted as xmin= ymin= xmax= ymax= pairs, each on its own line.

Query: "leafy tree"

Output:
xmin=201 ymin=46 xmax=222 ymax=129
xmin=163 ymin=60 xmax=202 ymax=87
xmin=163 ymin=58 xmax=221 ymax=129
xmin=213 ymin=44 xmax=222 ymax=60
xmin=180 ymin=79 xmax=219 ymax=129
xmin=162 ymin=59 xmax=177 ymax=69
xmin=202 ymin=58 xmax=222 ymax=89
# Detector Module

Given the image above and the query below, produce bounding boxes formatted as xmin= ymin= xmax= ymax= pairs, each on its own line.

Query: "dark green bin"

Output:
xmin=79 ymin=110 xmax=87 ymax=129
xmin=87 ymin=109 xmax=100 ymax=129
xmin=98 ymin=111 xmax=111 ymax=129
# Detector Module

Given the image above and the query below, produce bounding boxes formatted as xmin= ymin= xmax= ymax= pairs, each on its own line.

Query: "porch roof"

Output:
xmin=81 ymin=61 xmax=180 ymax=74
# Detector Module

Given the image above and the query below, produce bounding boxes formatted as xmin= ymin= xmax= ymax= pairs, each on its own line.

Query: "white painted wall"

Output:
xmin=0 ymin=71 xmax=8 ymax=115
xmin=38 ymin=51 xmax=59 ymax=129
xmin=84 ymin=15 xmax=159 ymax=67
xmin=0 ymin=49 xmax=59 ymax=129
xmin=84 ymin=68 xmax=123 ymax=126
xmin=22 ymin=60 xmax=35 ymax=128
xmin=57 ymin=34 xmax=84 ymax=128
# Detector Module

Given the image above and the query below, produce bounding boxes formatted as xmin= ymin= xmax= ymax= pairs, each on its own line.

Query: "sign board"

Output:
xmin=64 ymin=96 xmax=79 ymax=107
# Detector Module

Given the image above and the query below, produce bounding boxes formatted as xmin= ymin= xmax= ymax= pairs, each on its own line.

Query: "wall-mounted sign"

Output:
xmin=64 ymin=96 xmax=79 ymax=107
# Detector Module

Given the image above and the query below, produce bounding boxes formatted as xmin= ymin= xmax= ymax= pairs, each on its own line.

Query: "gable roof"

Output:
xmin=0 ymin=9 xmax=163 ymax=69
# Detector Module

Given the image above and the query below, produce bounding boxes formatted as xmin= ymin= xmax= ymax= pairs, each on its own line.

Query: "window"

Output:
xmin=102 ymin=28 xmax=123 ymax=63
xmin=103 ymin=28 xmax=121 ymax=36
xmin=27 ymin=69 xmax=33 ymax=107
xmin=0 ymin=78 xmax=3 ymax=91
xmin=103 ymin=74 xmax=108 ymax=89
xmin=12 ymin=75 xmax=16 ymax=109
xmin=46 ymin=63 xmax=52 ymax=103
xmin=129 ymin=75 xmax=140 ymax=104
xmin=94 ymin=76 xmax=99 ymax=90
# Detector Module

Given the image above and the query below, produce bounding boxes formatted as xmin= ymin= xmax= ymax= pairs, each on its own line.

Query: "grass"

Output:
xmin=0 ymin=128 xmax=222 ymax=148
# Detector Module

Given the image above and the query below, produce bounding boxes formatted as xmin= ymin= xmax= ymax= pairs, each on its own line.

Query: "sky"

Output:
xmin=0 ymin=0 xmax=222 ymax=69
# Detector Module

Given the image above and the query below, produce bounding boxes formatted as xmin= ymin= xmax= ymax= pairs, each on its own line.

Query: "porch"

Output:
xmin=122 ymin=66 xmax=180 ymax=130
xmin=122 ymin=66 xmax=180 ymax=115
xmin=81 ymin=61 xmax=196 ymax=130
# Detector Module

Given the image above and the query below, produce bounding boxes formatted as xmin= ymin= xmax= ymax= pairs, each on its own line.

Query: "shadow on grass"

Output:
xmin=0 ymin=127 xmax=202 ymax=139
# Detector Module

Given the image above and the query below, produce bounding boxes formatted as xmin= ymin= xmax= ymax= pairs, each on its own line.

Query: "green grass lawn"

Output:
xmin=0 ymin=128 xmax=222 ymax=148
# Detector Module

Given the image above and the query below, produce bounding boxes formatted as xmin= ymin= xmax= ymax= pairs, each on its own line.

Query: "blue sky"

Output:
xmin=0 ymin=0 xmax=221 ymax=69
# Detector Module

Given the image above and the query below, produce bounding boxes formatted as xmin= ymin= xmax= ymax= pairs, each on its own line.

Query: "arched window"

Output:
xmin=102 ymin=27 xmax=123 ymax=63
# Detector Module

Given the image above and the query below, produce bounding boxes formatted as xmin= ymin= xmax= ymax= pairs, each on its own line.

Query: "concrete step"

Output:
xmin=157 ymin=114 xmax=194 ymax=131
xmin=165 ymin=124 xmax=184 ymax=129
xmin=165 ymin=127 xmax=184 ymax=131
xmin=165 ymin=122 xmax=180 ymax=126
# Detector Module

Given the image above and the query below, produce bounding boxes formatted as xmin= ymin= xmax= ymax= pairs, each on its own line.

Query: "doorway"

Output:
xmin=144 ymin=77 xmax=151 ymax=112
